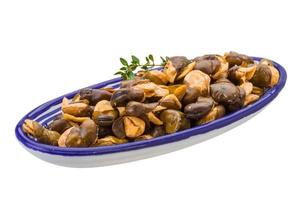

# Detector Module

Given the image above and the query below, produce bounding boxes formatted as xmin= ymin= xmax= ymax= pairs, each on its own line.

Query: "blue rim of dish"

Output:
xmin=15 ymin=57 xmax=287 ymax=156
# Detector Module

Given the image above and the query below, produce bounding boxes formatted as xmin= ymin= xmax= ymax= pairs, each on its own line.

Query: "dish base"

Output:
xmin=20 ymin=110 xmax=262 ymax=167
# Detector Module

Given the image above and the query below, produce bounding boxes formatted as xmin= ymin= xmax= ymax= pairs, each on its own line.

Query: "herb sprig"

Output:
xmin=114 ymin=55 xmax=169 ymax=80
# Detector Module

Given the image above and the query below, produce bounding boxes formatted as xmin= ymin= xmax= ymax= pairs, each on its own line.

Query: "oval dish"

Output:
xmin=15 ymin=57 xmax=287 ymax=167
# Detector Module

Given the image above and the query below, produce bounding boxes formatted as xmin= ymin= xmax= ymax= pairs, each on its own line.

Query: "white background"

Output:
xmin=0 ymin=0 xmax=299 ymax=199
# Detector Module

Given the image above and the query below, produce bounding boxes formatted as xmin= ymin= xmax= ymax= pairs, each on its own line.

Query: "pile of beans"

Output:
xmin=22 ymin=52 xmax=279 ymax=147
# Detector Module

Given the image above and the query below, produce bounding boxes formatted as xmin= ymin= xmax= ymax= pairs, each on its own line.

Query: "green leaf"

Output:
xmin=120 ymin=67 xmax=127 ymax=71
xmin=122 ymin=74 xmax=128 ymax=80
xmin=145 ymin=57 xmax=150 ymax=63
xmin=127 ymin=71 xmax=135 ymax=80
xmin=141 ymin=66 xmax=148 ymax=70
xmin=160 ymin=56 xmax=169 ymax=66
xmin=149 ymin=54 xmax=154 ymax=63
xmin=114 ymin=71 xmax=124 ymax=75
xmin=131 ymin=55 xmax=140 ymax=65
xmin=120 ymin=57 xmax=128 ymax=66
xmin=131 ymin=65 xmax=138 ymax=71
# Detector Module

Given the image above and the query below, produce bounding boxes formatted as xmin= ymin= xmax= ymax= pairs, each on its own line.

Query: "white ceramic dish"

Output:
xmin=15 ymin=57 xmax=287 ymax=167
